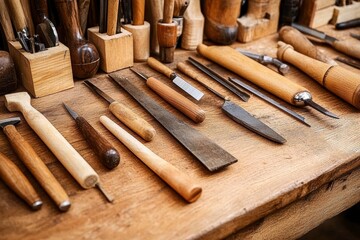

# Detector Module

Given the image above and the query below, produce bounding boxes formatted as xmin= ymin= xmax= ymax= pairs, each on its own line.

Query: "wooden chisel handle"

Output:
xmin=277 ymin=42 xmax=360 ymax=109
xmin=109 ymin=101 xmax=156 ymax=141
xmin=107 ymin=0 xmax=120 ymax=35
xmin=100 ymin=115 xmax=202 ymax=203
xmin=0 ymin=152 xmax=42 ymax=210
xmin=6 ymin=0 xmax=28 ymax=31
xmin=332 ymin=38 xmax=360 ymax=60
xmin=197 ymin=44 xmax=310 ymax=106
xmin=147 ymin=57 xmax=174 ymax=78
xmin=163 ymin=0 xmax=175 ymax=23
xmin=3 ymin=125 xmax=71 ymax=211
xmin=146 ymin=76 xmax=206 ymax=123
xmin=4 ymin=92 xmax=99 ymax=189
xmin=133 ymin=0 xmax=145 ymax=25
xmin=75 ymin=116 xmax=120 ymax=169
xmin=0 ymin=0 xmax=15 ymax=40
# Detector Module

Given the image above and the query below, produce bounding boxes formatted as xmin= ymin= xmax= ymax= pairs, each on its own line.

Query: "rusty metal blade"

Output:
xmin=109 ymin=73 xmax=238 ymax=171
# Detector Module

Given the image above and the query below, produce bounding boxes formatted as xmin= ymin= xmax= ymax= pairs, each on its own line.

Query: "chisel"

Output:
xmin=177 ymin=62 xmax=286 ymax=144
xmin=109 ymin=73 xmax=238 ymax=172
xmin=147 ymin=57 xmax=204 ymax=101
xmin=197 ymin=44 xmax=339 ymax=119
xmin=63 ymin=103 xmax=120 ymax=169
xmin=83 ymin=80 xmax=156 ymax=141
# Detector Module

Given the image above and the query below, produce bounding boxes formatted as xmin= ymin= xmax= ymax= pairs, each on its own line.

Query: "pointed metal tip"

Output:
xmin=130 ymin=68 xmax=148 ymax=81
xmin=305 ymin=100 xmax=339 ymax=119
xmin=63 ymin=102 xmax=79 ymax=120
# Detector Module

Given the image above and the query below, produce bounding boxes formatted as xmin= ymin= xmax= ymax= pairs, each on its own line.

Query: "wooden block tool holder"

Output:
xmin=88 ymin=26 xmax=134 ymax=73
xmin=123 ymin=22 xmax=150 ymax=62
xmin=7 ymin=41 xmax=74 ymax=98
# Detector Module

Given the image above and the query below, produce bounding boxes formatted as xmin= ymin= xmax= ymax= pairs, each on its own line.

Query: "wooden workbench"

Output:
xmin=0 ymin=25 xmax=359 ymax=239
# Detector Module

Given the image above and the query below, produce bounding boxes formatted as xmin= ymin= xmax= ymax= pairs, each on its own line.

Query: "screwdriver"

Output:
xmin=129 ymin=68 xmax=206 ymax=123
xmin=83 ymin=80 xmax=156 ymax=141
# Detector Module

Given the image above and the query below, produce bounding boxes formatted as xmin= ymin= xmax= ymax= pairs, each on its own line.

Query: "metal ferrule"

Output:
xmin=293 ymin=91 xmax=312 ymax=106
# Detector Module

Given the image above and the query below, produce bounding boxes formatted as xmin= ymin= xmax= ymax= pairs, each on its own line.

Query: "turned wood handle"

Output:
xmin=197 ymin=44 xmax=309 ymax=106
xmin=279 ymin=26 xmax=337 ymax=66
xmin=133 ymin=0 xmax=145 ymax=25
xmin=107 ymin=0 xmax=120 ymax=35
xmin=173 ymin=0 xmax=189 ymax=17
xmin=163 ymin=0 xmax=175 ymax=23
xmin=277 ymin=42 xmax=360 ymax=109
xmin=146 ymin=76 xmax=205 ymax=123
xmin=20 ymin=0 xmax=35 ymax=36
xmin=181 ymin=0 xmax=204 ymax=50
xmin=75 ymin=116 xmax=120 ymax=169
xmin=332 ymin=38 xmax=360 ymax=60
xmin=78 ymin=0 xmax=91 ymax=35
xmin=6 ymin=0 xmax=27 ymax=31
xmin=100 ymin=116 xmax=202 ymax=203
xmin=4 ymin=92 xmax=99 ymax=189
xmin=109 ymin=101 xmax=156 ymax=141
xmin=0 ymin=152 xmax=42 ymax=210
xmin=147 ymin=57 xmax=174 ymax=78
xmin=3 ymin=125 xmax=70 ymax=211
xmin=0 ymin=0 xmax=15 ymax=40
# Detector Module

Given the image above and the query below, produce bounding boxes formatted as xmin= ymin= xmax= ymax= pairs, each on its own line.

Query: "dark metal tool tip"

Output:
xmin=83 ymin=80 xmax=115 ymax=104
xmin=130 ymin=68 xmax=148 ymax=80
xmin=305 ymin=100 xmax=339 ymax=119
xmin=63 ymin=102 xmax=79 ymax=120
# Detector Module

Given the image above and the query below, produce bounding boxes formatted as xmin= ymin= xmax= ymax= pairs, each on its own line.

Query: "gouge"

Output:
xmin=83 ymin=80 xmax=156 ymax=141
xmin=63 ymin=103 xmax=120 ymax=169
xmin=109 ymin=73 xmax=238 ymax=172
xmin=0 ymin=152 xmax=42 ymax=210
xmin=147 ymin=57 xmax=204 ymax=101
xmin=0 ymin=117 xmax=71 ymax=211
xmin=277 ymin=41 xmax=360 ymax=110
xmin=197 ymin=44 xmax=339 ymax=119
xmin=4 ymin=92 xmax=113 ymax=203
xmin=100 ymin=115 xmax=202 ymax=202
xmin=177 ymin=62 xmax=286 ymax=144
xmin=130 ymin=68 xmax=206 ymax=123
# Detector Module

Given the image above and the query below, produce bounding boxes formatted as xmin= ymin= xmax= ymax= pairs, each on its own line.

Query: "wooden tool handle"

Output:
xmin=277 ymin=42 xmax=360 ymax=109
xmin=3 ymin=125 xmax=71 ymax=211
xmin=107 ymin=0 xmax=120 ymax=35
xmin=163 ymin=0 xmax=175 ymax=23
xmin=279 ymin=26 xmax=337 ymax=66
xmin=100 ymin=116 xmax=202 ymax=203
xmin=181 ymin=0 xmax=204 ymax=50
xmin=4 ymin=92 xmax=99 ymax=189
xmin=173 ymin=0 xmax=189 ymax=17
xmin=146 ymin=76 xmax=205 ymax=123
xmin=332 ymin=39 xmax=360 ymax=60
xmin=147 ymin=57 xmax=174 ymax=78
xmin=0 ymin=152 xmax=42 ymax=210
xmin=78 ymin=0 xmax=91 ymax=35
xmin=0 ymin=0 xmax=15 ymax=41
xmin=133 ymin=0 xmax=145 ymax=25
xmin=76 ymin=116 xmax=120 ymax=169
xmin=177 ymin=62 xmax=210 ymax=90
xmin=197 ymin=44 xmax=309 ymax=106
xmin=20 ymin=0 xmax=35 ymax=36
xmin=109 ymin=101 xmax=156 ymax=141
xmin=6 ymin=0 xmax=28 ymax=31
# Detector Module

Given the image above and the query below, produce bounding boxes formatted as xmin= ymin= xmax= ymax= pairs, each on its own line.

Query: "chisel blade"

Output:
xmin=171 ymin=75 xmax=204 ymax=101
xmin=109 ymin=73 xmax=238 ymax=171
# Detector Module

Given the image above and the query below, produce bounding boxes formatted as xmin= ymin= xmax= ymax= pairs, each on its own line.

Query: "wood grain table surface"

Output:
xmin=0 ymin=25 xmax=359 ymax=239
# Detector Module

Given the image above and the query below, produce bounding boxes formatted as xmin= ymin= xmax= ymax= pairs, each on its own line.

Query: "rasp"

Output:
xmin=177 ymin=62 xmax=286 ymax=144
xmin=291 ymin=22 xmax=360 ymax=60
xmin=109 ymin=73 xmax=238 ymax=172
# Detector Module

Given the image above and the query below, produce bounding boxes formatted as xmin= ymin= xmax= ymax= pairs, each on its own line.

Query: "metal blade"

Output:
xmin=63 ymin=103 xmax=79 ymax=120
xmin=222 ymin=101 xmax=286 ymax=144
xmin=171 ymin=74 xmax=204 ymax=101
xmin=0 ymin=117 xmax=21 ymax=128
xmin=109 ymin=73 xmax=238 ymax=172
xmin=130 ymin=68 xmax=149 ymax=80
xmin=291 ymin=23 xmax=337 ymax=44
xmin=304 ymin=99 xmax=339 ymax=119
xmin=188 ymin=57 xmax=250 ymax=102
xmin=83 ymin=80 xmax=115 ymax=104
xmin=335 ymin=57 xmax=360 ymax=70
xmin=229 ymin=77 xmax=310 ymax=127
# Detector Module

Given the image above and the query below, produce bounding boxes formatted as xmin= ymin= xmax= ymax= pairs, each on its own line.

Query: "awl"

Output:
xmin=63 ymin=103 xmax=120 ymax=169
xmin=177 ymin=62 xmax=286 ymax=144
xmin=83 ymin=80 xmax=156 ymax=141
xmin=109 ymin=73 xmax=238 ymax=172
xmin=130 ymin=68 xmax=206 ymax=123
xmin=291 ymin=22 xmax=360 ymax=60
xmin=147 ymin=57 xmax=204 ymax=101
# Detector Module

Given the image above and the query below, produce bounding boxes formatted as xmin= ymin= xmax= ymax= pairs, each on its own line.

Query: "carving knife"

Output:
xmin=63 ymin=103 xmax=120 ymax=169
xmin=109 ymin=73 xmax=238 ymax=172
xmin=83 ymin=80 xmax=156 ymax=141
xmin=291 ymin=22 xmax=360 ymax=60
xmin=147 ymin=57 xmax=204 ymax=101
xmin=177 ymin=62 xmax=286 ymax=144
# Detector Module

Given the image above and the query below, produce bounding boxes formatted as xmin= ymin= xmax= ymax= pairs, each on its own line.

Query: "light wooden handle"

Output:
xmin=4 ymin=92 xmax=99 ymax=189
xmin=133 ymin=0 xmax=145 ymax=25
xmin=173 ymin=0 xmax=189 ymax=17
xmin=109 ymin=101 xmax=156 ymax=141
xmin=20 ymin=0 xmax=35 ymax=36
xmin=0 ymin=152 xmax=42 ymax=210
xmin=100 ymin=115 xmax=202 ymax=203
xmin=3 ymin=125 xmax=71 ymax=211
xmin=181 ymin=0 xmax=204 ymax=50
xmin=0 ymin=0 xmax=15 ymax=40
xmin=279 ymin=26 xmax=337 ymax=66
xmin=196 ymin=44 xmax=309 ymax=106
xmin=147 ymin=57 xmax=174 ymax=78
xmin=177 ymin=62 xmax=210 ymax=89
xmin=6 ymin=0 xmax=27 ymax=31
xmin=146 ymin=76 xmax=206 ymax=123
xmin=277 ymin=42 xmax=360 ymax=109
xmin=107 ymin=0 xmax=120 ymax=35
xmin=332 ymin=39 xmax=360 ymax=60
xmin=163 ymin=0 xmax=175 ymax=23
